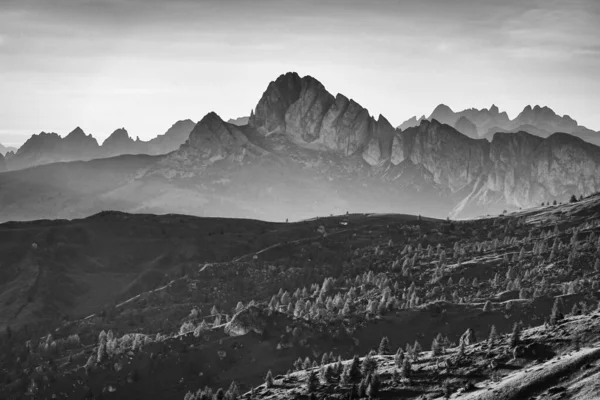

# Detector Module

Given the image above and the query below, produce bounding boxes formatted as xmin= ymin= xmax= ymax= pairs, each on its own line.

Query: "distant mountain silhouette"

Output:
xmin=400 ymin=104 xmax=600 ymax=145
xmin=0 ymin=142 xmax=17 ymax=156
xmin=227 ymin=116 xmax=250 ymax=126
xmin=1 ymin=72 xmax=599 ymax=223
xmin=4 ymin=120 xmax=195 ymax=171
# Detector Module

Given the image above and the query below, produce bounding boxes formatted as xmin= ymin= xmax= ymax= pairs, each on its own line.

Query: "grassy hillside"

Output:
xmin=1 ymin=195 xmax=600 ymax=399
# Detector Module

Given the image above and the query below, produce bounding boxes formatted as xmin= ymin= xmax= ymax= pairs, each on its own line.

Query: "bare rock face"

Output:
xmin=185 ymin=112 xmax=263 ymax=162
xmin=284 ymin=76 xmax=335 ymax=143
xmin=250 ymin=72 xmax=303 ymax=136
xmin=248 ymin=73 xmax=600 ymax=216
xmin=393 ymin=119 xmax=490 ymax=191
xmin=319 ymin=94 xmax=372 ymax=156
xmin=224 ymin=306 xmax=266 ymax=337
xmin=251 ymin=73 xmax=394 ymax=164
xmin=485 ymin=131 xmax=545 ymax=207
xmin=451 ymin=131 xmax=600 ymax=216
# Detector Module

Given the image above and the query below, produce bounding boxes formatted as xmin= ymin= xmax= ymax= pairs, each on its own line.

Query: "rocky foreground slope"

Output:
xmin=2 ymin=194 xmax=600 ymax=399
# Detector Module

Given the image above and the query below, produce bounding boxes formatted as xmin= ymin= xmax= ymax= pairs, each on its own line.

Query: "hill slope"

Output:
xmin=2 ymin=194 xmax=600 ymax=399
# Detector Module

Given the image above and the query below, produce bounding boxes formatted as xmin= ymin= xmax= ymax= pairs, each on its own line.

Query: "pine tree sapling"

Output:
xmin=488 ymin=325 xmax=497 ymax=348
xmin=265 ymin=370 xmax=274 ymax=388
xmin=550 ymin=297 xmax=564 ymax=326
xmin=401 ymin=358 xmax=412 ymax=378
xmin=378 ymin=336 xmax=391 ymax=355
xmin=306 ymin=370 xmax=319 ymax=392
xmin=510 ymin=322 xmax=520 ymax=348
xmin=361 ymin=353 xmax=377 ymax=376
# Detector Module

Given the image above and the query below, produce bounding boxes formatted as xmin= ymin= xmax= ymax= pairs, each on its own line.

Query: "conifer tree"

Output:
xmin=509 ymin=322 xmax=520 ymax=348
xmin=400 ymin=357 xmax=411 ymax=378
xmin=366 ymin=373 xmax=380 ymax=398
xmin=457 ymin=338 xmax=466 ymax=359
xmin=488 ymin=325 xmax=497 ymax=348
xmin=394 ymin=347 xmax=405 ymax=368
xmin=341 ymin=355 xmax=362 ymax=384
xmin=550 ymin=297 xmax=564 ymax=325
xmin=431 ymin=338 xmax=442 ymax=356
xmin=306 ymin=370 xmax=319 ymax=392
xmin=361 ymin=353 xmax=377 ymax=376
xmin=265 ymin=370 xmax=274 ymax=388
xmin=378 ymin=336 xmax=390 ymax=355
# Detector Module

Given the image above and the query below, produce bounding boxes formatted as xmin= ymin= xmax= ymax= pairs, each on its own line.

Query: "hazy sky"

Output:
xmin=1 ymin=0 xmax=599 ymax=146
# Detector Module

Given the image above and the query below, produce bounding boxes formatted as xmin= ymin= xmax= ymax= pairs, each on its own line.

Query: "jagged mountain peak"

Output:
xmin=428 ymin=104 xmax=458 ymax=126
xmin=101 ymin=128 xmax=135 ymax=153
xmin=108 ymin=127 xmax=129 ymax=138
xmin=66 ymin=126 xmax=86 ymax=137
xmin=431 ymin=103 xmax=454 ymax=114
xmin=199 ymin=111 xmax=223 ymax=125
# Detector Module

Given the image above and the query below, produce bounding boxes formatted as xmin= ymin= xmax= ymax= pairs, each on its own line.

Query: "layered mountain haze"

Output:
xmin=0 ymin=143 xmax=18 ymax=156
xmin=3 ymin=120 xmax=196 ymax=171
xmin=0 ymin=72 xmax=599 ymax=223
xmin=401 ymin=104 xmax=600 ymax=145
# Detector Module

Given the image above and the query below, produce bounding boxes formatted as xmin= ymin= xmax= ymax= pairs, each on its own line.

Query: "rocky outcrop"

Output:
xmin=224 ymin=306 xmax=266 ymax=337
xmin=319 ymin=94 xmax=372 ymax=157
xmin=187 ymin=112 xmax=252 ymax=160
xmin=251 ymin=73 xmax=400 ymax=164
xmin=451 ymin=131 xmax=600 ymax=216
xmin=284 ymin=76 xmax=335 ymax=143
xmin=165 ymin=112 xmax=267 ymax=167
xmin=250 ymin=72 xmax=303 ymax=136
xmin=393 ymin=119 xmax=490 ymax=191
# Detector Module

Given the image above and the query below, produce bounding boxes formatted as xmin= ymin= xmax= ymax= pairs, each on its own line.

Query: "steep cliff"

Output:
xmin=250 ymin=72 xmax=399 ymax=165
xmin=247 ymin=73 xmax=600 ymax=217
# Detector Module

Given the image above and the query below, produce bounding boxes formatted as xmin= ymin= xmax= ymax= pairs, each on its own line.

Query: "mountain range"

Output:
xmin=399 ymin=104 xmax=600 ymax=145
xmin=1 ymin=72 xmax=599 ymax=222
xmin=0 ymin=142 xmax=17 ymax=156
xmin=0 ymin=119 xmax=196 ymax=172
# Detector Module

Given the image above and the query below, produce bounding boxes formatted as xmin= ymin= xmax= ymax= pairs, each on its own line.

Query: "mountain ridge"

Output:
xmin=3 ymin=119 xmax=196 ymax=171
xmin=399 ymin=103 xmax=599 ymax=144
xmin=0 ymin=72 xmax=599 ymax=222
